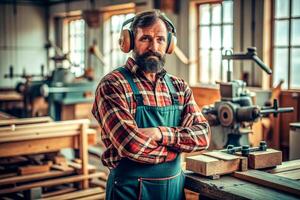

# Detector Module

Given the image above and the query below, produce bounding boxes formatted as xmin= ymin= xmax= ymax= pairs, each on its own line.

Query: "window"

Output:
xmin=272 ymin=0 xmax=300 ymax=89
xmin=197 ymin=0 xmax=233 ymax=84
xmin=68 ymin=19 xmax=85 ymax=77
xmin=103 ymin=12 xmax=135 ymax=74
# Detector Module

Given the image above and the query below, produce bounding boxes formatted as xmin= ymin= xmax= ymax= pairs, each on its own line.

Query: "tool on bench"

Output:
xmin=224 ymin=141 xmax=267 ymax=156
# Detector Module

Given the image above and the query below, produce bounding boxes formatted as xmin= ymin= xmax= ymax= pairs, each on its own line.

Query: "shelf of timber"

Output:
xmin=185 ymin=150 xmax=300 ymax=199
xmin=0 ymin=117 xmax=107 ymax=199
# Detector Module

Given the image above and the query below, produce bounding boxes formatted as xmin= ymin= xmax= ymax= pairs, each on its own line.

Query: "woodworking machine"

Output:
xmin=4 ymin=66 xmax=96 ymax=120
xmin=202 ymin=47 xmax=294 ymax=147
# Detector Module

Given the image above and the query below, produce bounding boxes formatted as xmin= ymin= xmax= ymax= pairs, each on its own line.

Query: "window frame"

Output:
xmin=63 ymin=16 xmax=86 ymax=77
xmin=271 ymin=0 xmax=300 ymax=89
xmin=196 ymin=0 xmax=234 ymax=85
xmin=102 ymin=7 xmax=135 ymax=74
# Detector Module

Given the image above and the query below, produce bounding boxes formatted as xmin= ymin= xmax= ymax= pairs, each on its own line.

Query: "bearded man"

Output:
xmin=92 ymin=9 xmax=211 ymax=200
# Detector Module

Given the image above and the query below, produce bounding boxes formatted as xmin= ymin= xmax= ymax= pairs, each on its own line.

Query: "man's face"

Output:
xmin=133 ymin=19 xmax=168 ymax=73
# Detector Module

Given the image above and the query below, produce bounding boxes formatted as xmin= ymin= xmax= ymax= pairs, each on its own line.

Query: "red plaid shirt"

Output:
xmin=92 ymin=58 xmax=210 ymax=169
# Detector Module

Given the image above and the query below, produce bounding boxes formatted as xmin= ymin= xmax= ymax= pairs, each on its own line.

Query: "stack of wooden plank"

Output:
xmin=0 ymin=117 xmax=107 ymax=199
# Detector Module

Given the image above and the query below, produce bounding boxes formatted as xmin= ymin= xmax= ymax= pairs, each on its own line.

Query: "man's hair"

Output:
xmin=130 ymin=9 xmax=173 ymax=36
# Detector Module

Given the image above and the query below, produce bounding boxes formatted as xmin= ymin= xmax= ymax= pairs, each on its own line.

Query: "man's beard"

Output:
xmin=133 ymin=51 xmax=166 ymax=73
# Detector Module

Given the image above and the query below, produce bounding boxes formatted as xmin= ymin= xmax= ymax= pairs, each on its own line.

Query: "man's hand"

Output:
xmin=139 ymin=128 xmax=162 ymax=142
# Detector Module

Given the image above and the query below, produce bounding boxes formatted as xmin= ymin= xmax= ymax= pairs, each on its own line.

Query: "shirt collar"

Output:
xmin=125 ymin=57 xmax=167 ymax=79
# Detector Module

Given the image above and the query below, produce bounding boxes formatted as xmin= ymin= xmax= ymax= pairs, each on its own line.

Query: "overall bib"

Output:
xmin=105 ymin=67 xmax=185 ymax=200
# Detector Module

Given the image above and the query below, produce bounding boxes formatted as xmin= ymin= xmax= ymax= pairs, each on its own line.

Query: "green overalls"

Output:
xmin=105 ymin=67 xmax=185 ymax=200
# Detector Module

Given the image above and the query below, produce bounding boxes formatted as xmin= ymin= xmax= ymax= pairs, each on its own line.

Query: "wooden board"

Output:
xmin=275 ymin=169 xmax=300 ymax=180
xmin=0 ymin=170 xmax=74 ymax=186
xmin=19 ymin=164 xmax=51 ymax=175
xmin=0 ymin=116 xmax=53 ymax=126
xmin=42 ymin=187 xmax=104 ymax=200
xmin=0 ymin=119 xmax=89 ymax=134
xmin=233 ymin=170 xmax=300 ymax=196
xmin=0 ymin=172 xmax=106 ymax=195
xmin=186 ymin=153 xmax=241 ymax=176
xmin=267 ymin=159 xmax=300 ymax=174
xmin=42 ymin=187 xmax=77 ymax=198
xmin=0 ymin=132 xmax=96 ymax=157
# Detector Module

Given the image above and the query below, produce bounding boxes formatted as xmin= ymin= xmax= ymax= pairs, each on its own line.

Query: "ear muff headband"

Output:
xmin=119 ymin=14 xmax=177 ymax=53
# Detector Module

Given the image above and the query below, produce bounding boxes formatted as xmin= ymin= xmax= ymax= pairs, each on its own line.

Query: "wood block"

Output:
xmin=186 ymin=153 xmax=241 ymax=176
xmin=248 ymin=149 xmax=282 ymax=169
xmin=19 ymin=164 xmax=51 ymax=175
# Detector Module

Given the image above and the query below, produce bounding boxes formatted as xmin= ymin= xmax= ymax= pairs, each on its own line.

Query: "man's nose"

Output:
xmin=148 ymin=40 xmax=159 ymax=52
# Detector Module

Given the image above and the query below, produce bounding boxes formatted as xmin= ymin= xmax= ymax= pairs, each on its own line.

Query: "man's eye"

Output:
xmin=141 ymin=37 xmax=150 ymax=41
xmin=157 ymin=37 xmax=165 ymax=43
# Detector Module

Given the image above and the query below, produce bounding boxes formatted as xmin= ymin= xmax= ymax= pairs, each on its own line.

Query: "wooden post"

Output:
xmin=79 ymin=123 xmax=89 ymax=189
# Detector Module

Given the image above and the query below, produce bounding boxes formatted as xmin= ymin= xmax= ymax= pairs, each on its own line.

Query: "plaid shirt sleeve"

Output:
xmin=93 ymin=75 xmax=177 ymax=164
xmin=158 ymin=83 xmax=211 ymax=152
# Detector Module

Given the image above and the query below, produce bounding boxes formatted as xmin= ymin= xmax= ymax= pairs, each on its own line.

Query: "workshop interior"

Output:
xmin=0 ymin=0 xmax=300 ymax=199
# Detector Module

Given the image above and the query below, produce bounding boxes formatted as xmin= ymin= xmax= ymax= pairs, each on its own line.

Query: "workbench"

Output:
xmin=185 ymin=159 xmax=300 ymax=200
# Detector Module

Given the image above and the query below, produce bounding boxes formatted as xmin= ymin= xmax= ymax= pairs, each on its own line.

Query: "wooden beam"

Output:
xmin=0 ymin=124 xmax=81 ymax=137
xmin=75 ymin=193 xmax=105 ymax=200
xmin=41 ymin=187 xmax=77 ymax=198
xmin=0 ymin=172 xmax=107 ymax=195
xmin=275 ymin=169 xmax=300 ymax=180
xmin=0 ymin=128 xmax=96 ymax=144
xmin=0 ymin=119 xmax=90 ymax=133
xmin=267 ymin=159 xmax=300 ymax=174
xmin=80 ymin=123 xmax=89 ymax=189
xmin=0 ymin=131 xmax=96 ymax=157
xmin=19 ymin=164 xmax=51 ymax=175
xmin=0 ymin=117 xmax=53 ymax=126
xmin=41 ymin=187 xmax=104 ymax=200
xmin=0 ymin=170 xmax=74 ymax=186
xmin=233 ymin=170 xmax=300 ymax=196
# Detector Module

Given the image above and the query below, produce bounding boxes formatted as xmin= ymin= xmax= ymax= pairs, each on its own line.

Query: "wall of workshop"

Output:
xmin=48 ymin=0 xmax=190 ymax=83
xmin=0 ymin=4 xmax=48 ymax=89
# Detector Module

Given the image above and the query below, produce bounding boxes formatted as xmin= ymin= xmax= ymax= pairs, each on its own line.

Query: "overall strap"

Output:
xmin=164 ymin=74 xmax=179 ymax=105
xmin=117 ymin=67 xmax=144 ymax=106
